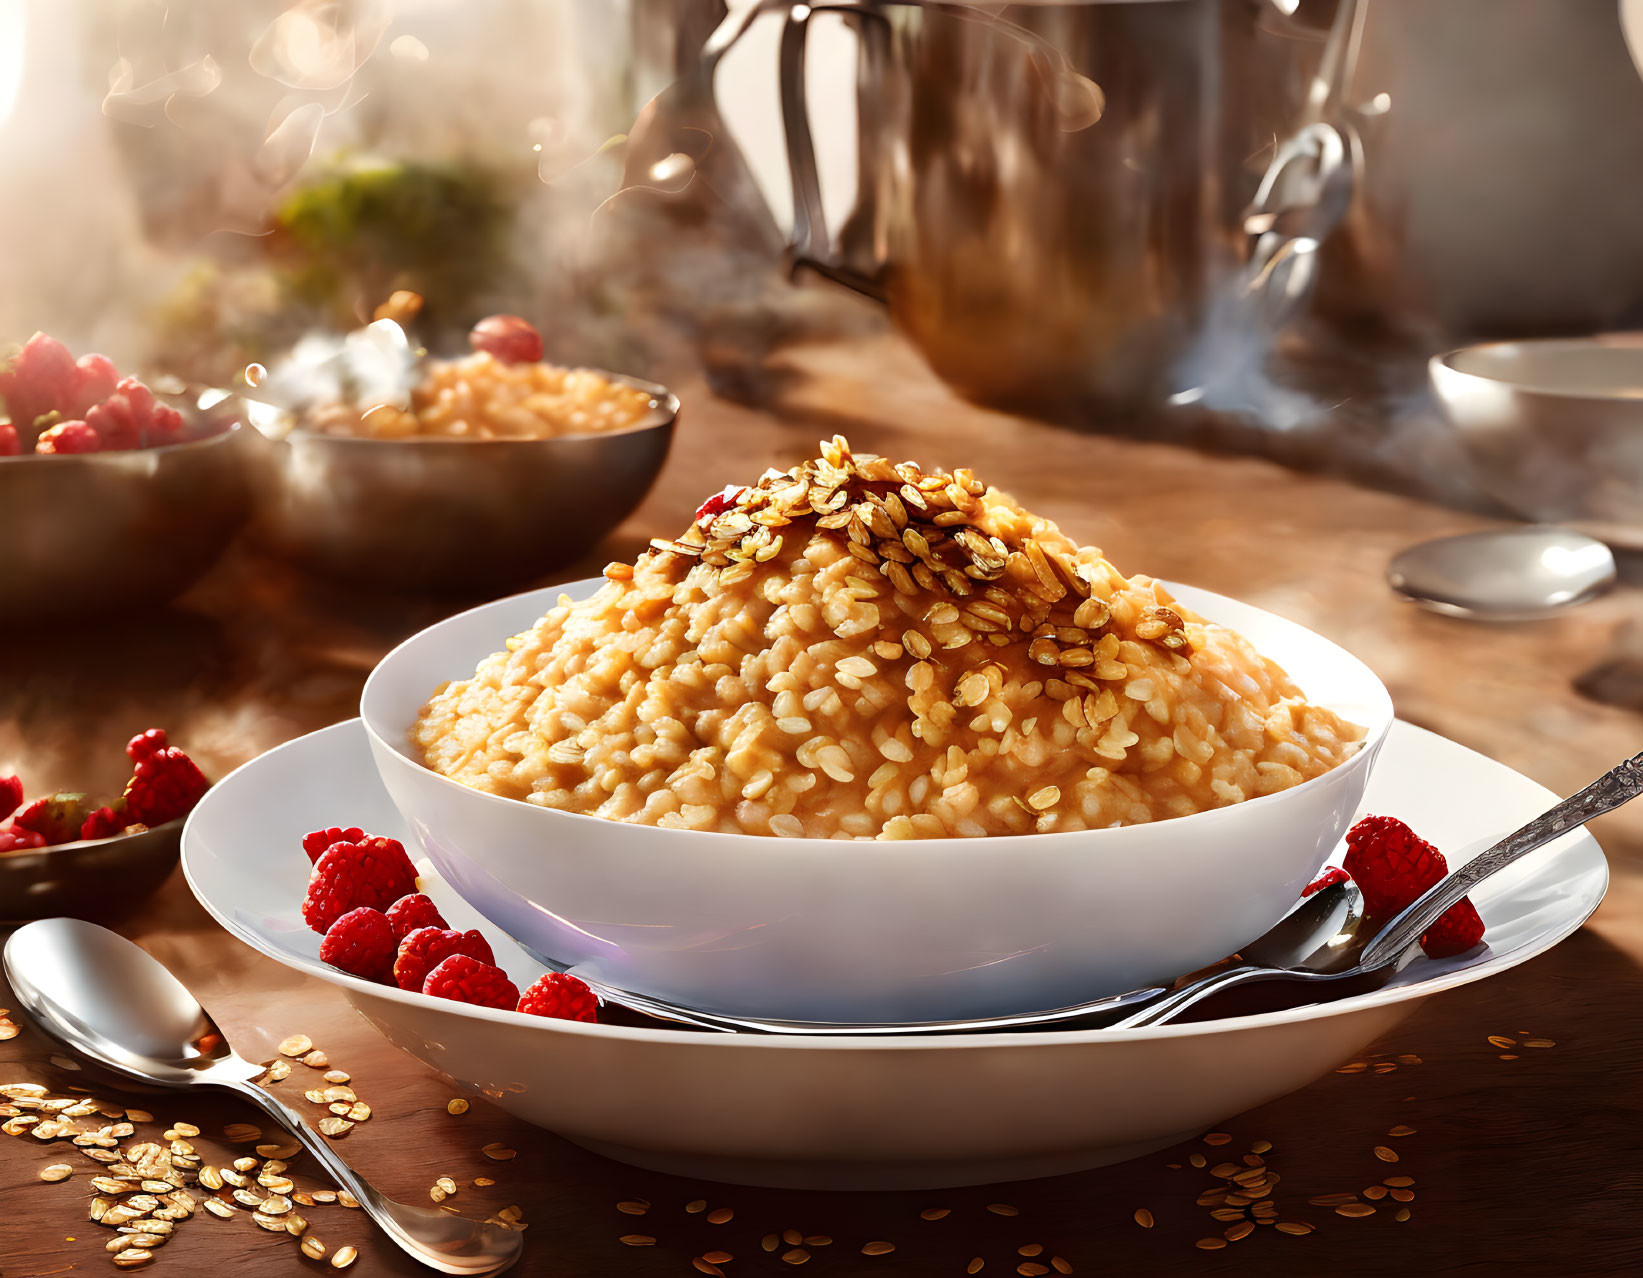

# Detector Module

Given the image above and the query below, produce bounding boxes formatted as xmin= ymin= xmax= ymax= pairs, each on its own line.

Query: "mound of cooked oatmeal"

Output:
xmin=413 ymin=437 xmax=1364 ymax=838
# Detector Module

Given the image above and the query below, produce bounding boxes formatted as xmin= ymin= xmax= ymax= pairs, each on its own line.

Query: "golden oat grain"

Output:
xmin=1202 ymin=1133 xmax=1231 ymax=1145
xmin=481 ymin=1143 xmax=516 ymax=1161
xmin=781 ymin=1247 xmax=810 ymax=1265
xmin=804 ymin=1235 xmax=831 ymax=1246
xmin=1391 ymin=1189 xmax=1415 ymax=1202
xmin=619 ymin=1235 xmax=655 ymax=1246
xmin=332 ymin=1244 xmax=358 ymax=1268
xmin=1188 ymin=1154 xmax=1207 ymax=1168
xmin=693 ymin=1260 xmax=724 ymax=1276
xmin=1395 ymin=1207 xmax=1412 ymax=1221
xmin=39 ymin=1163 xmax=72 ymax=1181
xmin=616 ymin=1200 xmax=649 ymax=1215
xmin=703 ymin=1251 xmax=733 ymax=1264
xmin=302 ymin=1237 xmax=327 ymax=1259
xmin=1487 ymin=1035 xmax=1516 ymax=1049
xmin=1373 ymin=1146 xmax=1399 ymax=1163
xmin=447 ymin=1099 xmax=469 ymax=1116
xmin=1388 ymin=1125 xmax=1416 ymax=1137
xmin=987 ymin=1203 xmax=1020 ymax=1216
xmin=1363 ymin=1186 xmax=1388 ymax=1200
xmin=706 ymin=1207 xmax=734 ymax=1224
xmin=1224 ymin=1222 xmax=1254 ymax=1241
xmin=1050 ymin=1260 xmax=1072 ymax=1275
xmin=278 ymin=1035 xmax=313 ymax=1057
xmin=1336 ymin=1203 xmax=1377 ymax=1218
xmin=1275 ymin=1221 xmax=1313 ymax=1235
xmin=1019 ymin=1243 xmax=1043 ymax=1257
xmin=1196 ymin=1238 xmax=1227 ymax=1250
xmin=1018 ymin=1265 xmax=1049 ymax=1277
xmin=1523 ymin=1038 xmax=1556 ymax=1048
xmin=969 ymin=1261 xmax=985 ymax=1275
xmin=782 ymin=1229 xmax=802 ymax=1245
xmin=1133 ymin=1208 xmax=1154 ymax=1228
xmin=686 ymin=1199 xmax=708 ymax=1214
xmin=1500 ymin=1053 xmax=1519 ymax=1060
xmin=861 ymin=1241 xmax=895 ymax=1255
xmin=921 ymin=1208 xmax=950 ymax=1220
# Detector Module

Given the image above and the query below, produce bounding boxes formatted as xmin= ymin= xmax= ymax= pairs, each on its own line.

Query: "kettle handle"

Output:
xmin=776 ymin=1 xmax=889 ymax=301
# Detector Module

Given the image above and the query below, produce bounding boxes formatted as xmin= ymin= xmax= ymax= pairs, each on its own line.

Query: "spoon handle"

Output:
xmin=1358 ymin=748 xmax=1643 ymax=969
xmin=1106 ymin=963 xmax=1267 ymax=1029
xmin=213 ymin=1076 xmax=519 ymax=1274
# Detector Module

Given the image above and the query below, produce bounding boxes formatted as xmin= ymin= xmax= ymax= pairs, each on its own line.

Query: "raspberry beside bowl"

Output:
xmin=360 ymin=581 xmax=1395 ymax=1026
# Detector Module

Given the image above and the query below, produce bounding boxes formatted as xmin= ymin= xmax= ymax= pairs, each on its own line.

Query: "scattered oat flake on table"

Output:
xmin=987 ymin=1203 xmax=1020 ymax=1216
xmin=1133 ymin=1208 xmax=1154 ymax=1228
xmin=1196 ymin=1237 xmax=1227 ymax=1250
xmin=616 ymin=1200 xmax=649 ymax=1215
xmin=482 ymin=1142 xmax=517 ymax=1160
xmin=125 ymin=1108 xmax=154 ymax=1123
xmin=332 ymin=1244 xmax=358 ymax=1268
xmin=686 ymin=1199 xmax=708 ymax=1213
xmin=1487 ymin=1035 xmax=1516 ymax=1049
xmin=1019 ymin=1265 xmax=1050 ymax=1276
xmin=1373 ymin=1145 xmax=1399 ymax=1162
xmin=222 ymin=1123 xmax=261 ymax=1142
xmin=693 ymin=1261 xmax=725 ymax=1277
xmin=1523 ymin=1037 xmax=1556 ymax=1048
xmin=473 ymin=1178 xmax=495 ymax=1188
xmin=703 ymin=1251 xmax=733 ymax=1265
xmin=620 ymin=1235 xmax=656 ymax=1246
xmin=862 ymin=1241 xmax=895 ymax=1255
xmin=707 ymin=1207 xmax=734 ymax=1224
xmin=1202 ymin=1132 xmax=1231 ymax=1145
xmin=781 ymin=1248 xmax=810 ymax=1265
xmin=278 ymin=1035 xmax=314 ymax=1057
xmin=1335 ymin=1061 xmax=1367 ymax=1073
xmin=447 ymin=1098 xmax=469 ymax=1115
xmin=1018 ymin=1243 xmax=1043 ymax=1257
xmin=1500 ymin=1053 xmax=1519 ymax=1060
xmin=1337 ymin=1203 xmax=1377 ymax=1218
xmin=921 ymin=1207 xmax=950 ymax=1220
xmin=302 ymin=1050 xmax=329 ymax=1068
xmin=968 ymin=1261 xmax=985 ymax=1275
xmin=39 ymin=1163 xmax=73 ymax=1181
xmin=301 ymin=1237 xmax=327 ymax=1259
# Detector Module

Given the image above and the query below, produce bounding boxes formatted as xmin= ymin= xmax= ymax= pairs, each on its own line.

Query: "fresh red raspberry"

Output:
xmin=80 ymin=804 xmax=129 ymax=841
xmin=13 ymin=793 xmax=88 ymax=845
xmin=517 ymin=972 xmax=598 ymax=1023
xmin=301 ymin=825 xmax=366 ymax=864
xmin=0 ymin=332 xmax=77 ymax=432
xmin=319 ymin=907 xmax=397 ymax=983
xmin=694 ymin=484 xmax=747 ymax=526
xmin=126 ymin=729 xmax=168 ymax=763
xmin=1343 ymin=815 xmax=1485 ymax=960
xmin=384 ymin=893 xmax=447 ymax=941
xmin=469 ymin=315 xmax=543 ymax=365
xmin=145 ymin=402 xmax=186 ymax=448
xmin=0 ymin=823 xmax=47 ymax=852
xmin=86 ymin=390 xmax=139 ymax=450
xmin=393 ymin=926 xmax=494 ymax=992
xmin=422 ymin=955 xmax=519 ymax=1010
xmin=302 ymin=840 xmax=419 ymax=934
xmin=123 ymin=747 xmax=209 ymax=827
xmin=1303 ymin=866 xmax=1350 ymax=897
xmin=0 ymin=775 xmax=21 ymax=823
xmin=35 ymin=420 xmax=101 ymax=454
xmin=70 ymin=353 xmax=119 ymax=417
xmin=0 ymin=422 xmax=17 ymax=456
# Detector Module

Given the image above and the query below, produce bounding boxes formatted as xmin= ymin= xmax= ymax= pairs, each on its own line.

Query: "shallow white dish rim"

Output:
xmin=182 ymin=718 xmax=1605 ymax=1050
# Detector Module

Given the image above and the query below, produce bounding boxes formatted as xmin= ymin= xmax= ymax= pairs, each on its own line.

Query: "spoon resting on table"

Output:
xmin=2 ymin=918 xmax=523 ymax=1275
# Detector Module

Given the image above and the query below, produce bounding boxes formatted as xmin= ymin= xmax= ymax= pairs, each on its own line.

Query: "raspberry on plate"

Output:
xmin=301 ymin=825 xmax=367 ymax=865
xmin=393 ymin=926 xmax=494 ymax=992
xmin=1302 ymin=866 xmax=1350 ymax=897
xmin=0 ymin=824 xmax=47 ymax=852
xmin=0 ymin=422 xmax=17 ymax=456
xmin=422 ymin=955 xmax=519 ymax=1010
xmin=1343 ymin=814 xmax=1485 ymax=959
xmin=517 ymin=972 xmax=598 ymax=1023
xmin=303 ymin=840 xmax=419 ymax=934
xmin=319 ymin=907 xmax=397 ymax=983
xmin=123 ymin=746 xmax=209 ymax=827
xmin=384 ymin=893 xmax=448 ymax=941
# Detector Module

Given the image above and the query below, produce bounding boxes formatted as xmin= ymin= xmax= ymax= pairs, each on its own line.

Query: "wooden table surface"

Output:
xmin=3 ymin=332 xmax=1641 ymax=1277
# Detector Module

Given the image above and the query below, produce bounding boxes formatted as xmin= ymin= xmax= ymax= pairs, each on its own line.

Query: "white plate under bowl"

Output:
xmin=358 ymin=580 xmax=1393 ymax=1024
xmin=181 ymin=719 xmax=1604 ymax=1190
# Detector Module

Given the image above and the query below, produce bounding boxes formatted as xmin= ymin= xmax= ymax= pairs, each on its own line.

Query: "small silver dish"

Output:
xmin=0 ymin=818 xmax=183 ymax=924
xmin=247 ymin=372 xmax=678 ymax=594
xmin=1430 ymin=335 xmax=1643 ymax=542
xmin=0 ymin=412 xmax=249 ymax=621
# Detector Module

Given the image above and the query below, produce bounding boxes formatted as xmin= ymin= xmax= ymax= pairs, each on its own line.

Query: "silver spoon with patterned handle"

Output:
xmin=2 ymin=918 xmax=523 ymax=1274
xmin=1112 ymin=749 xmax=1643 ymax=1028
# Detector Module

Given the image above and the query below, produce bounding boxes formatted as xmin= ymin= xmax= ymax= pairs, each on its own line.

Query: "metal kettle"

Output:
xmin=631 ymin=0 xmax=1360 ymax=419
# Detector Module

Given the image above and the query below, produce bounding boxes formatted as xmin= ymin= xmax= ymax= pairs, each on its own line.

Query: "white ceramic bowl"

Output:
xmin=360 ymin=581 xmax=1392 ymax=1024
xmin=181 ymin=718 xmax=1605 ymax=1190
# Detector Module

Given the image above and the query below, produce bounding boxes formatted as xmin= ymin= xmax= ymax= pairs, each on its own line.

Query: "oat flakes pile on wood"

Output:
xmin=415 ymin=437 xmax=1362 ymax=838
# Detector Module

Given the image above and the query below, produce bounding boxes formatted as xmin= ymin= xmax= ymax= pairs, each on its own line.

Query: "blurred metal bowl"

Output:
xmin=1431 ymin=336 xmax=1643 ymax=539
xmin=0 ymin=422 xmax=250 ymax=622
xmin=248 ymin=373 xmax=678 ymax=594
xmin=0 ymin=818 xmax=182 ymax=924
